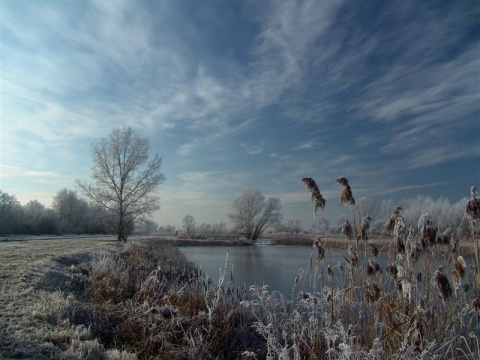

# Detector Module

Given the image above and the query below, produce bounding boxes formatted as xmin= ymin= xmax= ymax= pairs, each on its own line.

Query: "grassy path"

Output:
xmin=0 ymin=237 xmax=118 ymax=359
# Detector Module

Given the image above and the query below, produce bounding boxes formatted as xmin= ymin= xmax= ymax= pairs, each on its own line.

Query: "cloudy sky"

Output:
xmin=1 ymin=0 xmax=479 ymax=230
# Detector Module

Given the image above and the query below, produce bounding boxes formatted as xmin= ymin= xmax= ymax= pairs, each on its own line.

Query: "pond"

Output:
xmin=179 ymin=245 xmax=349 ymax=297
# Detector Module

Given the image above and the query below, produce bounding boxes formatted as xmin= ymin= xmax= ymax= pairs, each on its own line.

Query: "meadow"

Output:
xmin=0 ymin=217 xmax=478 ymax=359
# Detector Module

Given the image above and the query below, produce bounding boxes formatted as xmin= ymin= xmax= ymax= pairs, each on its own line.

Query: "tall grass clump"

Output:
xmin=85 ymin=239 xmax=263 ymax=359
xmin=240 ymin=181 xmax=479 ymax=359
xmin=78 ymin=185 xmax=479 ymax=359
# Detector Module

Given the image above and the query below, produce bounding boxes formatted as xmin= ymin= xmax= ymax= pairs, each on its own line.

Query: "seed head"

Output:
xmin=301 ymin=177 xmax=326 ymax=216
xmin=368 ymin=242 xmax=379 ymax=257
xmin=348 ymin=245 xmax=359 ymax=267
xmin=336 ymin=177 xmax=355 ymax=206
xmin=313 ymin=237 xmax=325 ymax=260
xmin=453 ymin=256 xmax=466 ymax=280
xmin=341 ymin=219 xmax=353 ymax=240
xmin=433 ymin=268 xmax=452 ymax=301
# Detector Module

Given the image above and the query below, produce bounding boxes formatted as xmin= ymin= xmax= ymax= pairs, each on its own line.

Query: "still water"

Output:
xmin=179 ymin=245 xmax=346 ymax=297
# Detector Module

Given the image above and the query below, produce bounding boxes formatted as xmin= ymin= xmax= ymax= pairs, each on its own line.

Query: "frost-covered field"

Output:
xmin=1 ymin=235 xmax=478 ymax=359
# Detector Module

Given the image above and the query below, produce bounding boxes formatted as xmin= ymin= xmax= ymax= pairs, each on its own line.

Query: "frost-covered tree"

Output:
xmin=23 ymin=200 xmax=48 ymax=234
xmin=77 ymin=127 xmax=165 ymax=241
xmin=0 ymin=190 xmax=23 ymax=234
xmin=277 ymin=218 xmax=302 ymax=234
xmin=228 ymin=188 xmax=282 ymax=241
xmin=52 ymin=188 xmax=89 ymax=233
xmin=182 ymin=215 xmax=196 ymax=235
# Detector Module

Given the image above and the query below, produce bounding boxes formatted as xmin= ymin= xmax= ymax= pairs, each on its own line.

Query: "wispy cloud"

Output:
xmin=0 ymin=164 xmax=58 ymax=178
xmin=240 ymin=143 xmax=263 ymax=155
xmin=294 ymin=141 xmax=318 ymax=151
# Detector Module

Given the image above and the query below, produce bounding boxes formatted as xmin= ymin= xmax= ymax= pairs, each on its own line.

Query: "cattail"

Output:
xmin=410 ymin=241 xmax=423 ymax=262
xmin=336 ymin=177 xmax=355 ymax=205
xmin=301 ymin=177 xmax=326 ymax=216
xmin=418 ymin=211 xmax=437 ymax=246
xmin=453 ymin=256 xmax=466 ymax=281
xmin=313 ymin=237 xmax=325 ymax=260
xmin=386 ymin=264 xmax=398 ymax=279
xmin=336 ymin=177 xmax=349 ymax=187
xmin=416 ymin=272 xmax=422 ymax=282
xmin=348 ymin=245 xmax=359 ymax=267
xmin=312 ymin=192 xmax=326 ymax=214
xmin=367 ymin=258 xmax=381 ymax=276
xmin=393 ymin=216 xmax=406 ymax=253
xmin=327 ymin=263 xmax=334 ymax=277
xmin=465 ymin=186 xmax=479 ymax=221
xmin=358 ymin=216 xmax=372 ymax=241
xmin=433 ymin=268 xmax=452 ymax=301
xmin=364 ymin=280 xmax=380 ymax=303
xmin=368 ymin=241 xmax=379 ymax=257
xmin=341 ymin=218 xmax=353 ymax=240
xmin=385 ymin=206 xmax=402 ymax=231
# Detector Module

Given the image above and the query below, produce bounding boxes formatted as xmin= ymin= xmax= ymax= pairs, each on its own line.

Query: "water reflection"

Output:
xmin=179 ymin=245 xmax=346 ymax=296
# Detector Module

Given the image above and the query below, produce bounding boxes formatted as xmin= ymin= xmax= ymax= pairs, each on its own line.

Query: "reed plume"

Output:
xmin=433 ymin=268 xmax=452 ymax=301
xmin=418 ymin=211 xmax=436 ymax=247
xmin=313 ymin=237 xmax=325 ymax=260
xmin=301 ymin=177 xmax=326 ymax=217
xmin=465 ymin=185 xmax=479 ymax=221
xmin=393 ymin=215 xmax=406 ymax=254
xmin=366 ymin=258 xmax=381 ymax=276
xmin=348 ymin=245 xmax=359 ymax=267
xmin=358 ymin=215 xmax=372 ymax=241
xmin=368 ymin=242 xmax=379 ymax=257
xmin=341 ymin=218 xmax=353 ymax=240
xmin=385 ymin=206 xmax=402 ymax=231
xmin=453 ymin=256 xmax=467 ymax=292
xmin=336 ymin=177 xmax=355 ymax=206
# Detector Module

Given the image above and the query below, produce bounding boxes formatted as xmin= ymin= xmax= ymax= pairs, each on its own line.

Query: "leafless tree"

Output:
xmin=52 ymin=188 xmax=89 ymax=233
xmin=278 ymin=218 xmax=302 ymax=234
xmin=77 ymin=127 xmax=165 ymax=241
xmin=353 ymin=196 xmax=378 ymax=228
xmin=182 ymin=215 xmax=196 ymax=235
xmin=228 ymin=188 xmax=282 ymax=241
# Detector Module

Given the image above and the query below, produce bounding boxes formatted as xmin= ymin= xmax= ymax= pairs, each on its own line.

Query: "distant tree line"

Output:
xmin=0 ymin=188 xmax=113 ymax=235
xmin=1 ymin=187 xmax=473 ymax=238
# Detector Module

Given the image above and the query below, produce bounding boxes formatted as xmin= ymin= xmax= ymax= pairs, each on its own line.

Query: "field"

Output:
xmin=0 ymin=236 xmax=123 ymax=359
xmin=1 ymin=235 xmax=479 ymax=359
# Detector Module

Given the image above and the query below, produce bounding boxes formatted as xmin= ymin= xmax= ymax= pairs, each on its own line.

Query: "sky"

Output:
xmin=1 ymin=0 xmax=479 ymax=230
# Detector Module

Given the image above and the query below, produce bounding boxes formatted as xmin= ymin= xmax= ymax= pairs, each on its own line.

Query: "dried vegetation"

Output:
xmin=1 ymin=183 xmax=479 ymax=359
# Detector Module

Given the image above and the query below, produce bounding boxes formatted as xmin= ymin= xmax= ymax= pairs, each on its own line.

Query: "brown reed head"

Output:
xmin=348 ymin=245 xmax=359 ymax=267
xmin=301 ymin=177 xmax=320 ymax=194
xmin=368 ymin=242 xmax=379 ymax=257
xmin=341 ymin=219 xmax=353 ymax=240
xmin=385 ymin=206 xmax=402 ymax=231
xmin=366 ymin=258 xmax=381 ymax=276
xmin=465 ymin=197 xmax=479 ymax=221
xmin=386 ymin=264 xmax=398 ymax=279
xmin=312 ymin=192 xmax=326 ymax=213
xmin=433 ymin=268 xmax=452 ymax=301
xmin=301 ymin=177 xmax=326 ymax=216
xmin=313 ymin=237 xmax=325 ymax=260
xmin=340 ymin=185 xmax=355 ymax=206
xmin=453 ymin=256 xmax=466 ymax=281
xmin=336 ymin=177 xmax=349 ymax=187
xmin=336 ymin=177 xmax=355 ymax=205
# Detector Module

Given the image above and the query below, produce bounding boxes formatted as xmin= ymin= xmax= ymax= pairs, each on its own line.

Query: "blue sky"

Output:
xmin=1 ymin=0 xmax=479 ymax=230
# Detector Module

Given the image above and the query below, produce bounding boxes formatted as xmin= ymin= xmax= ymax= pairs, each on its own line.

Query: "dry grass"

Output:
xmin=1 ymin=207 xmax=479 ymax=360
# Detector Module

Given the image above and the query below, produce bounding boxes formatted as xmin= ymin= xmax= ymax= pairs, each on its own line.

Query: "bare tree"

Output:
xmin=52 ymin=188 xmax=89 ymax=233
xmin=353 ymin=196 xmax=378 ymax=227
xmin=182 ymin=215 xmax=196 ymax=235
xmin=77 ymin=127 xmax=165 ymax=241
xmin=228 ymin=189 xmax=282 ymax=241
xmin=277 ymin=218 xmax=302 ymax=234
xmin=0 ymin=190 xmax=23 ymax=234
